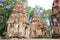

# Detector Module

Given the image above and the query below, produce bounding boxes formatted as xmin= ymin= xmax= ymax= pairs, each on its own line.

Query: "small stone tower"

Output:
xmin=51 ymin=0 xmax=60 ymax=38
xmin=30 ymin=12 xmax=48 ymax=38
xmin=6 ymin=1 xmax=30 ymax=38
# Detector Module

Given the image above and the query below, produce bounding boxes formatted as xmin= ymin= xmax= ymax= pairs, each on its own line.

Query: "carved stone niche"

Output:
xmin=24 ymin=23 xmax=30 ymax=38
xmin=52 ymin=17 xmax=59 ymax=35
xmin=53 ymin=18 xmax=58 ymax=26
xmin=57 ymin=13 xmax=60 ymax=23
xmin=36 ymin=28 xmax=42 ymax=37
xmin=52 ymin=6 xmax=59 ymax=13
xmin=7 ymin=23 xmax=14 ymax=37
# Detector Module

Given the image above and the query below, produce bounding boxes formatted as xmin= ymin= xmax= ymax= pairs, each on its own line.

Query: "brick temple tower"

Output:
xmin=51 ymin=0 xmax=60 ymax=38
xmin=6 ymin=1 xmax=30 ymax=38
xmin=30 ymin=12 xmax=49 ymax=38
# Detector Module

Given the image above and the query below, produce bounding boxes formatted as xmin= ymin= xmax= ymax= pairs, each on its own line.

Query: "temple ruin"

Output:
xmin=51 ymin=0 xmax=60 ymax=38
xmin=6 ymin=1 xmax=30 ymax=38
xmin=30 ymin=13 xmax=49 ymax=38
xmin=6 ymin=1 xmax=49 ymax=38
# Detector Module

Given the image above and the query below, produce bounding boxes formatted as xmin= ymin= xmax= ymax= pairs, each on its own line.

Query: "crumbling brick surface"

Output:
xmin=7 ymin=2 xmax=30 ymax=38
xmin=51 ymin=0 xmax=60 ymax=38
xmin=30 ymin=13 xmax=49 ymax=38
xmin=6 ymin=1 xmax=48 ymax=38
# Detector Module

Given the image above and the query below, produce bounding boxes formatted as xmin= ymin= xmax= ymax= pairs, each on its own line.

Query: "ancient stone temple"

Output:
xmin=51 ymin=0 xmax=60 ymax=38
xmin=6 ymin=1 xmax=30 ymax=38
xmin=30 ymin=13 xmax=49 ymax=38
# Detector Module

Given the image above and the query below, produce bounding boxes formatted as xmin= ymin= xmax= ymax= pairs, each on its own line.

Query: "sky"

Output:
xmin=28 ymin=0 xmax=53 ymax=10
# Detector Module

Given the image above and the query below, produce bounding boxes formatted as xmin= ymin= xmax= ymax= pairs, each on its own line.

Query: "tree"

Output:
xmin=46 ymin=9 xmax=52 ymax=38
xmin=26 ymin=6 xmax=34 ymax=19
xmin=0 ymin=0 xmax=17 ymax=36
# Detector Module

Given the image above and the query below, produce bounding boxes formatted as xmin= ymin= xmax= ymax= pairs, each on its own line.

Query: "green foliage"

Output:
xmin=2 ymin=32 xmax=7 ymax=36
xmin=26 ymin=6 xmax=34 ymax=19
xmin=0 ymin=0 xmax=52 ymax=37
xmin=0 ymin=0 xmax=28 ymax=36
xmin=0 ymin=0 xmax=17 ymax=36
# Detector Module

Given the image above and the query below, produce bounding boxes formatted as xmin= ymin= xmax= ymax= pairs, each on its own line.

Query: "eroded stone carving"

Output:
xmin=6 ymin=2 xmax=30 ymax=38
xmin=51 ymin=0 xmax=60 ymax=38
xmin=30 ymin=13 xmax=49 ymax=38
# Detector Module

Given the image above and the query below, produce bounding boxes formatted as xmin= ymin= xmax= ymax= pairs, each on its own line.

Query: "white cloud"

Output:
xmin=28 ymin=0 xmax=53 ymax=10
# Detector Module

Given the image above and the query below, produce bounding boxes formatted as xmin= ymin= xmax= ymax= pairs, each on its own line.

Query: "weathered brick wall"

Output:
xmin=51 ymin=0 xmax=60 ymax=37
xmin=6 ymin=2 xmax=30 ymax=38
xmin=30 ymin=13 xmax=48 ymax=38
xmin=6 ymin=1 xmax=48 ymax=38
